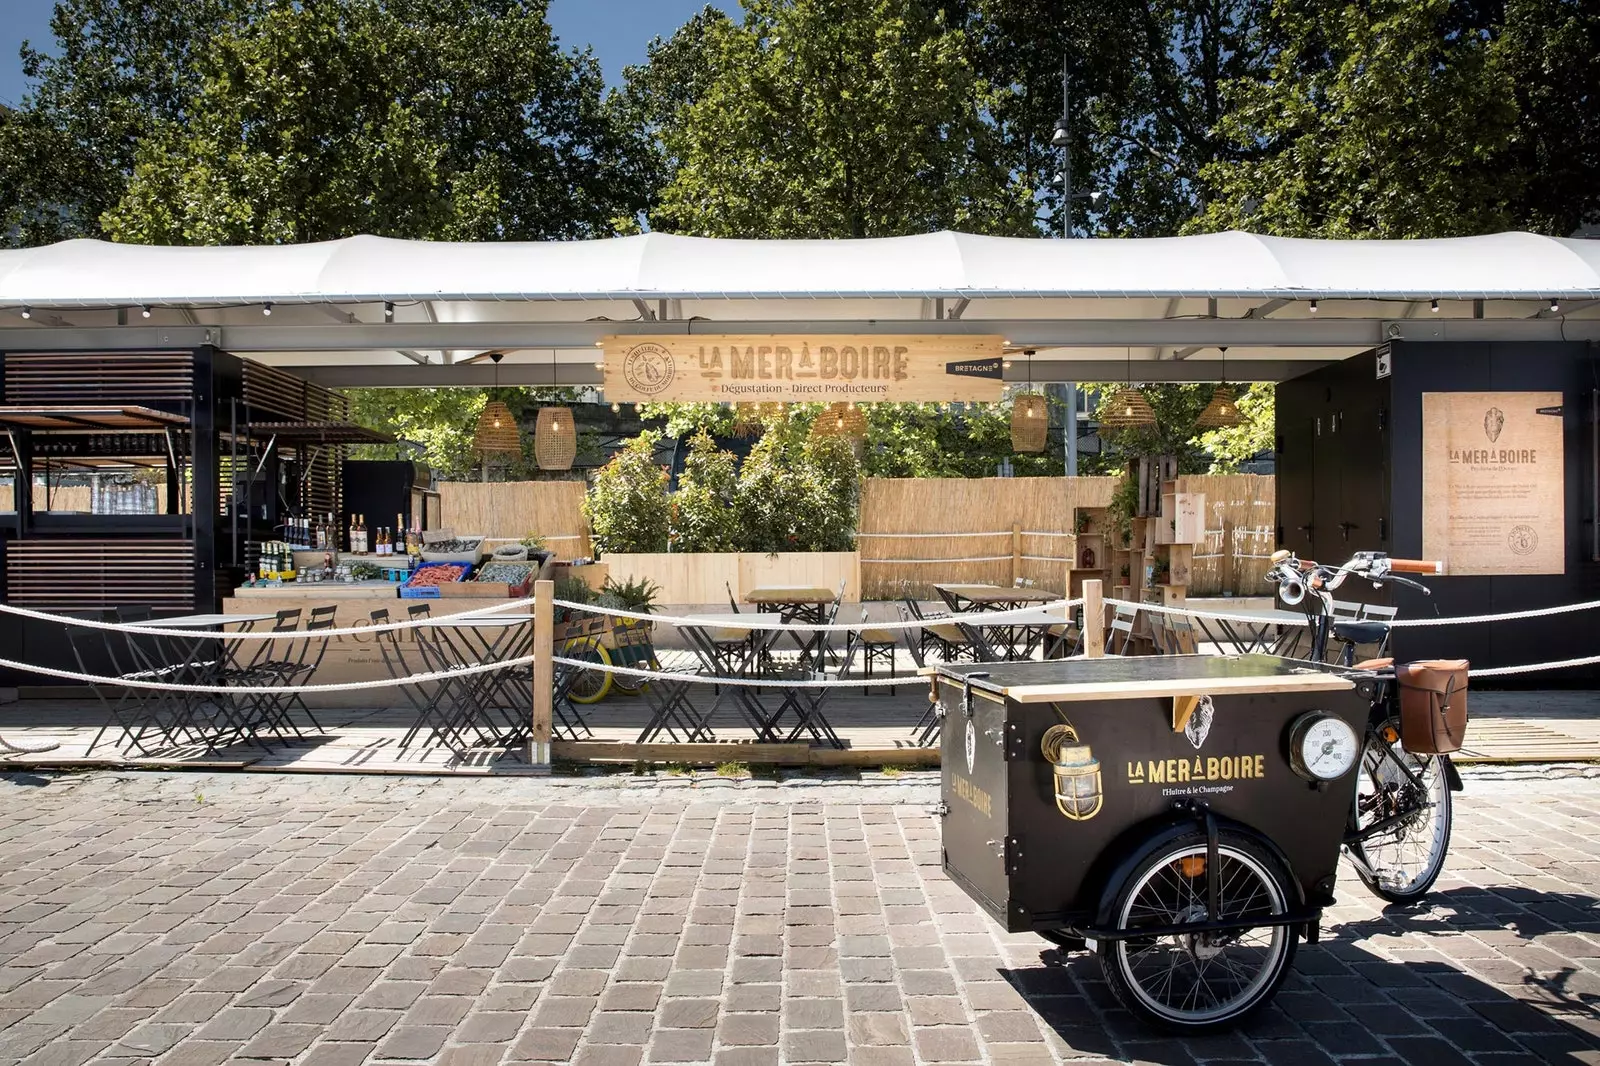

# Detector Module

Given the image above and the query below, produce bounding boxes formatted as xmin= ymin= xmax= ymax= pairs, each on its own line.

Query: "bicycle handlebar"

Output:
xmin=1389 ymin=558 xmax=1446 ymax=575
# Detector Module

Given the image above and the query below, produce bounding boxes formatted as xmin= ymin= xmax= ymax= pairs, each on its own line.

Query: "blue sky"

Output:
xmin=0 ymin=0 xmax=736 ymax=108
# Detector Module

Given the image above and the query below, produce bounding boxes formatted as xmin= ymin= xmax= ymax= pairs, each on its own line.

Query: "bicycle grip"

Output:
xmin=1390 ymin=558 xmax=1446 ymax=575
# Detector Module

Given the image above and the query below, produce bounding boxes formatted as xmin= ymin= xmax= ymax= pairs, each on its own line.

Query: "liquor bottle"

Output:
xmin=378 ymin=526 xmax=389 ymax=557
xmin=396 ymin=514 xmax=406 ymax=559
xmin=348 ymin=513 xmax=357 ymax=554
xmin=357 ymin=514 xmax=368 ymax=554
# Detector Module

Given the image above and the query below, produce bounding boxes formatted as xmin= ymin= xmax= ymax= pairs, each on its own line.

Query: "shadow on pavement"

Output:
xmin=997 ymin=885 xmax=1600 ymax=1064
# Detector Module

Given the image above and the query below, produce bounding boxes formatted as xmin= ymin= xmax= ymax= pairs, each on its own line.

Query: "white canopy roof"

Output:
xmin=2 ymin=230 xmax=1599 ymax=306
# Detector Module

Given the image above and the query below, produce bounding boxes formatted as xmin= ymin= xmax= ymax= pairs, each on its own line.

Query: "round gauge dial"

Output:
xmin=1289 ymin=712 xmax=1359 ymax=782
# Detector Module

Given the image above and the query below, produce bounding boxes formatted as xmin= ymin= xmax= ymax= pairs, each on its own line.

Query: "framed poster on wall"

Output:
xmin=1421 ymin=391 xmax=1565 ymax=575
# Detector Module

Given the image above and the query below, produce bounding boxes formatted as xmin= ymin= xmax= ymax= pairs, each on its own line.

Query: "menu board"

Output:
xmin=1421 ymin=391 xmax=1565 ymax=575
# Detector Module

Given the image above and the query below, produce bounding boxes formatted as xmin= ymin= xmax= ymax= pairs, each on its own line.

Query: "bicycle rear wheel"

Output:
xmin=1348 ymin=719 xmax=1452 ymax=904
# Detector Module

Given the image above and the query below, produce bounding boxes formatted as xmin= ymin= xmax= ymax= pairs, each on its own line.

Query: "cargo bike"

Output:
xmin=935 ymin=551 xmax=1467 ymax=1033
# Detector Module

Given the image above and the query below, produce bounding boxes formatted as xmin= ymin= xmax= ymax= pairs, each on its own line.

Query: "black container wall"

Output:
xmin=1278 ymin=341 xmax=1600 ymax=682
xmin=340 ymin=461 xmax=423 ymax=550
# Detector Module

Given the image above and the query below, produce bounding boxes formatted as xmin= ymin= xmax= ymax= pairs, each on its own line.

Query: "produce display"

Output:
xmin=425 ymin=537 xmax=482 ymax=553
xmin=475 ymin=561 xmax=535 ymax=584
xmin=408 ymin=564 xmax=470 ymax=587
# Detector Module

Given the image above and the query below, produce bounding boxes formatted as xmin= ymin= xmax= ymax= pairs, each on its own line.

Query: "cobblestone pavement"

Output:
xmin=3 ymin=770 xmax=1600 ymax=1065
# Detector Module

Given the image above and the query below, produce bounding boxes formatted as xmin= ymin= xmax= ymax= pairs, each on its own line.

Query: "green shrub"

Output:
xmin=670 ymin=429 xmax=741 ymax=552
xmin=583 ymin=431 xmax=670 ymax=554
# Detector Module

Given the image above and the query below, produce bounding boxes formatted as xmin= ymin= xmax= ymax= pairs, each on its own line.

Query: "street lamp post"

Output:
xmin=1049 ymin=57 xmax=1102 ymax=474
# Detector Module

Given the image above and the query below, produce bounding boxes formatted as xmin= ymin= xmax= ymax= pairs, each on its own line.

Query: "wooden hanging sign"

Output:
xmin=600 ymin=334 xmax=1005 ymax=404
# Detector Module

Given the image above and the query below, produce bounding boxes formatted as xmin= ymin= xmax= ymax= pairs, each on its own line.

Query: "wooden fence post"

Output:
xmin=1221 ymin=517 xmax=1236 ymax=597
xmin=529 ymin=578 xmax=553 ymax=770
xmin=1011 ymin=524 xmax=1021 ymax=587
xmin=1084 ymin=578 xmax=1104 ymax=658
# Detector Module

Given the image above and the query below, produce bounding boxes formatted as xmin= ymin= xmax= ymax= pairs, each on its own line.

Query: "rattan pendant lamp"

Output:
xmin=473 ymin=353 xmax=521 ymax=455
xmin=1098 ymin=348 xmax=1156 ymax=428
xmin=1195 ymin=346 xmax=1244 ymax=429
xmin=534 ymin=349 xmax=576 ymax=470
xmin=1010 ymin=349 xmax=1048 ymax=452
xmin=811 ymin=401 xmax=866 ymax=439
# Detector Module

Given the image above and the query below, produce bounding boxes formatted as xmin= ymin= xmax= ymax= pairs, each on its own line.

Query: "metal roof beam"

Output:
xmin=2 ymin=317 xmax=1598 ymax=353
xmin=1172 ymin=298 xmax=1294 ymax=360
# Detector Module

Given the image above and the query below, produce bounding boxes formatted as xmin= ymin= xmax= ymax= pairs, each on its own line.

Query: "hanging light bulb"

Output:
xmin=383 ymin=301 xmax=394 ymax=319
xmin=262 ymin=302 xmax=273 ymax=316
xmin=1430 ymin=299 xmax=1439 ymax=313
xmin=1309 ymin=299 xmax=1318 ymax=313
xmin=611 ymin=402 xmax=621 ymax=413
xmin=141 ymin=305 xmax=152 ymax=318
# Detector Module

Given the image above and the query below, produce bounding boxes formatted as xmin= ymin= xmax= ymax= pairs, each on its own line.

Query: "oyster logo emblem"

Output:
xmin=1184 ymin=695 xmax=1215 ymax=751
xmin=1484 ymin=407 xmax=1505 ymax=443
xmin=622 ymin=343 xmax=675 ymax=396
xmin=963 ymin=720 xmax=977 ymax=775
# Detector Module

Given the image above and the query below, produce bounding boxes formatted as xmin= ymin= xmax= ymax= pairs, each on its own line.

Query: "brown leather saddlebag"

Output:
xmin=1396 ymin=660 xmax=1470 ymax=754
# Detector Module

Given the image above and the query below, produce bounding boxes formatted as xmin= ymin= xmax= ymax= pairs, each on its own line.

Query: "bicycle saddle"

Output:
xmin=1333 ymin=620 xmax=1390 ymax=645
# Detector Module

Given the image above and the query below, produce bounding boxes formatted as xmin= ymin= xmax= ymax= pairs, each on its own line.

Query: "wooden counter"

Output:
xmin=223 ymin=585 xmax=531 ymax=707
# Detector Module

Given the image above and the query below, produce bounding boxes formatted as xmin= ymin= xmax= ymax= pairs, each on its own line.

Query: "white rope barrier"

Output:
xmin=550 ymin=600 xmax=1084 ymax=633
xmin=861 ymin=556 xmax=1015 ymax=565
xmin=0 ymin=598 xmax=1078 ymax=641
xmin=1103 ymin=597 xmax=1311 ymax=627
xmin=1470 ymin=654 xmax=1600 ymax=678
xmin=551 ymin=657 xmax=910 ymax=688
xmin=1387 ymin=599 xmax=1600 ymax=626
xmin=0 ymin=597 xmax=537 ymax=640
xmin=0 ymin=652 xmax=539 ymax=694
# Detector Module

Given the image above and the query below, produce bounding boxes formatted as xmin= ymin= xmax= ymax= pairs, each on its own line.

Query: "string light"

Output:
xmin=1430 ymin=299 xmax=1439 ymax=313
xmin=141 ymin=305 xmax=152 ymax=318
xmin=1308 ymin=299 xmax=1317 ymax=313
xmin=262 ymin=302 xmax=273 ymax=316
xmin=20 ymin=307 xmax=30 ymax=319
xmin=1551 ymin=298 xmax=1561 ymax=314
xmin=384 ymin=301 xmax=394 ymax=319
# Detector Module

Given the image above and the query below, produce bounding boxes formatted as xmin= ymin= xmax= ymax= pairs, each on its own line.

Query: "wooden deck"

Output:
xmin=4 ymin=684 xmax=1600 ymax=775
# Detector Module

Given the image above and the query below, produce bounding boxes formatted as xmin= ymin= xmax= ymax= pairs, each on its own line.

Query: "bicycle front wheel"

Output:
xmin=1349 ymin=719 xmax=1452 ymax=904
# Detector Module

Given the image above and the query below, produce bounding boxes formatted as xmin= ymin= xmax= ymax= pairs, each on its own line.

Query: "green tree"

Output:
xmin=100 ymin=0 xmax=644 ymax=244
xmin=671 ymin=429 xmax=741 ymax=552
xmin=734 ymin=420 xmax=860 ymax=552
xmin=964 ymin=0 xmax=1272 ymax=236
xmin=345 ymin=385 xmax=593 ymax=481
xmin=584 ymin=431 xmax=671 ymax=554
xmin=1197 ymin=383 xmax=1274 ymax=472
xmin=1084 ymin=383 xmax=1215 ymax=475
xmin=637 ymin=0 xmax=1033 ymax=238
xmin=1189 ymin=0 xmax=1594 ymax=238
xmin=0 ymin=0 xmax=258 ymax=246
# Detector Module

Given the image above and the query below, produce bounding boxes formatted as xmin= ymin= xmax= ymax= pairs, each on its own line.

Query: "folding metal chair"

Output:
xmin=847 ymin=608 xmax=899 ymax=696
xmin=1106 ymin=603 xmax=1138 ymax=654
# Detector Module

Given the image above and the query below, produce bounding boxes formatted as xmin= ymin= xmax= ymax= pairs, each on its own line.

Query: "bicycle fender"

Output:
xmin=1088 ymin=810 xmax=1306 ymax=933
xmin=1443 ymin=755 xmax=1464 ymax=792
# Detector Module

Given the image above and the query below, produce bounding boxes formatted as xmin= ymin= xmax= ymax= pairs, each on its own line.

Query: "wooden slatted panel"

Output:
xmin=6 ymin=539 xmax=194 ymax=610
xmin=242 ymin=360 xmax=351 ymax=422
xmin=240 ymin=360 xmax=307 ymax=419
xmin=3 ymin=352 xmax=194 ymax=404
